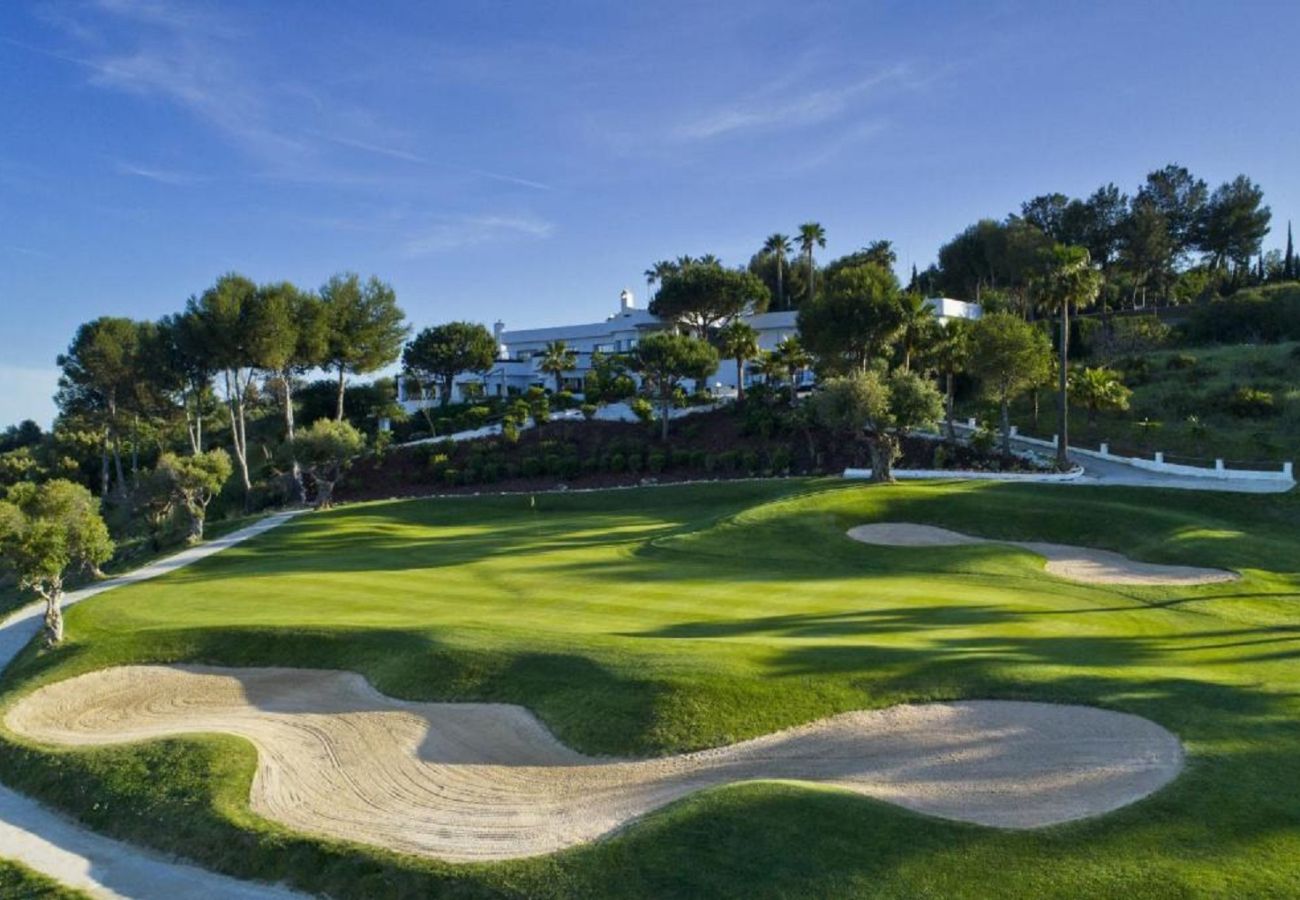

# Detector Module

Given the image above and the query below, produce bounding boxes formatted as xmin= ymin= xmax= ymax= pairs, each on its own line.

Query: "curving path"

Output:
xmin=846 ymin=523 xmax=1239 ymax=585
xmin=8 ymin=665 xmax=1184 ymax=863
xmin=0 ymin=511 xmax=308 ymax=900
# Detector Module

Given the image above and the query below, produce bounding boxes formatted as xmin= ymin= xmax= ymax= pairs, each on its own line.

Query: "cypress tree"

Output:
xmin=1285 ymin=221 xmax=1295 ymax=280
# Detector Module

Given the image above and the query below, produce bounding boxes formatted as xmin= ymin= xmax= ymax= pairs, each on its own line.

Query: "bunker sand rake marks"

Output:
xmin=846 ymin=523 xmax=1239 ymax=585
xmin=7 ymin=666 xmax=1184 ymax=862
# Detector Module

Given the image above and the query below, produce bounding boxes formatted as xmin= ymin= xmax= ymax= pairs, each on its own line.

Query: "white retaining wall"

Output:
xmin=843 ymin=467 xmax=1085 ymax=483
xmin=952 ymin=420 xmax=1294 ymax=485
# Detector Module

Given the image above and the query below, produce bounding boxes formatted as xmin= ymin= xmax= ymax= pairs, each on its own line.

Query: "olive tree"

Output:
xmin=813 ymin=370 xmax=942 ymax=482
xmin=629 ymin=332 xmax=718 ymax=439
xmin=297 ymin=419 xmax=366 ymax=509
xmin=153 ymin=449 xmax=233 ymax=542
xmin=0 ymin=480 xmax=113 ymax=644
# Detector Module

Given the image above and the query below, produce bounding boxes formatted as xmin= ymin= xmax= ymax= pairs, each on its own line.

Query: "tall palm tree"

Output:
xmin=539 ymin=340 xmax=579 ymax=394
xmin=763 ymin=233 xmax=792 ymax=308
xmin=1031 ymin=245 xmax=1102 ymax=469
xmin=896 ymin=293 xmax=936 ymax=372
xmin=717 ymin=319 xmax=760 ymax=402
xmin=933 ymin=318 xmax=971 ymax=440
xmin=797 ymin=222 xmax=827 ymax=303
xmin=643 ymin=260 xmax=673 ymax=299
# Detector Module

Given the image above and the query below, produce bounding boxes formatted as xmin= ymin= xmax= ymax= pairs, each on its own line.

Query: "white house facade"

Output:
xmin=397 ymin=290 xmax=980 ymax=411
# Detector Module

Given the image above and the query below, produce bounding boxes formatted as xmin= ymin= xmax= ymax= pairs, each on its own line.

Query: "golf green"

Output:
xmin=1 ymin=479 xmax=1297 ymax=898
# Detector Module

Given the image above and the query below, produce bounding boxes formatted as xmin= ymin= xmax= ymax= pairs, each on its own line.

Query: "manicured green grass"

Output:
xmin=0 ymin=859 xmax=89 ymax=899
xmin=1 ymin=479 xmax=1298 ymax=898
xmin=0 ymin=511 xmax=273 ymax=620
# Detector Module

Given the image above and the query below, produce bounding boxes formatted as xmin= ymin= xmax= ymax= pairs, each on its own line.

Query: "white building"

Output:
xmin=397 ymin=290 xmax=980 ymax=411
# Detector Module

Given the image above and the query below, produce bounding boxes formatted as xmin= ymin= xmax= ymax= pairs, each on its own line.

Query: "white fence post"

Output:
xmin=1052 ymin=434 xmax=1059 ymax=448
xmin=1215 ymin=458 xmax=1225 ymax=473
xmin=1284 ymin=461 xmax=1294 ymax=479
xmin=1154 ymin=452 xmax=1164 ymax=465
xmin=1009 ymin=426 xmax=1018 ymax=437
xmin=1100 ymin=442 xmax=1109 ymax=456
xmin=967 ymin=417 xmax=977 ymax=429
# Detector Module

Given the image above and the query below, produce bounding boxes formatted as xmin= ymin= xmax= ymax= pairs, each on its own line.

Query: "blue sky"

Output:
xmin=3 ymin=0 xmax=1298 ymax=427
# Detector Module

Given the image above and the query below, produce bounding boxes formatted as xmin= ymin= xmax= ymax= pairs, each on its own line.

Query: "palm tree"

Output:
xmin=797 ymin=222 xmax=827 ymax=303
xmin=644 ymin=260 xmax=673 ymax=299
xmin=1031 ymin=245 xmax=1102 ymax=469
xmin=539 ymin=340 xmax=578 ymax=394
xmin=763 ymin=233 xmax=792 ymax=308
xmin=896 ymin=293 xmax=936 ymax=372
xmin=1069 ymin=366 xmax=1131 ymax=429
xmin=717 ymin=320 xmax=760 ymax=402
xmin=774 ymin=335 xmax=812 ymax=407
xmin=932 ymin=319 xmax=971 ymax=440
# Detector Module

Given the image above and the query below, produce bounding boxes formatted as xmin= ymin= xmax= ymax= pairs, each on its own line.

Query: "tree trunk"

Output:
xmin=282 ymin=371 xmax=305 ymax=505
xmin=100 ymin=431 xmax=111 ymax=498
xmin=1057 ymin=305 xmax=1070 ymax=470
xmin=660 ymin=395 xmax=670 ymax=441
xmin=43 ymin=588 xmax=64 ymax=645
xmin=111 ymin=431 xmax=127 ymax=496
xmin=1001 ymin=396 xmax=1012 ymax=459
xmin=735 ymin=357 xmax=745 ymax=402
xmin=336 ymin=366 xmax=347 ymax=421
xmin=776 ymin=258 xmax=784 ymax=309
xmin=945 ymin=372 xmax=955 ymax=441
xmin=224 ymin=369 xmax=253 ymax=496
xmin=316 ymin=477 xmax=335 ymax=509
xmin=186 ymin=504 xmax=205 ymax=544
xmin=866 ymin=434 xmax=897 ymax=483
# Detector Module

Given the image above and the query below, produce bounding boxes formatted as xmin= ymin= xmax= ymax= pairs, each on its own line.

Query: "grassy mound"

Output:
xmin=1 ymin=480 xmax=1298 ymax=898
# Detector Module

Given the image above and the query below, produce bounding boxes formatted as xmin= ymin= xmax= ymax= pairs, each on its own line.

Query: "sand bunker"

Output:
xmin=847 ymin=523 xmax=1238 ymax=585
xmin=6 ymin=666 xmax=1182 ymax=861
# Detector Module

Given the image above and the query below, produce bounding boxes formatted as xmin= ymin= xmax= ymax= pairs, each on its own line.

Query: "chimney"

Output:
xmin=493 ymin=320 xmax=506 ymax=358
xmin=619 ymin=288 xmax=634 ymax=313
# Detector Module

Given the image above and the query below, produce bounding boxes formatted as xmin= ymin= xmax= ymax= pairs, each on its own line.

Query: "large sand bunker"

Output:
xmin=6 ymin=666 xmax=1182 ymax=862
xmin=847 ymin=523 xmax=1238 ymax=585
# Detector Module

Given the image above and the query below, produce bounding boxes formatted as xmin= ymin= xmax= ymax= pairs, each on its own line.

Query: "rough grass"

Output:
xmin=1 ymin=479 xmax=1298 ymax=898
xmin=0 ymin=858 xmax=90 ymax=899
xmin=973 ymin=340 xmax=1300 ymax=465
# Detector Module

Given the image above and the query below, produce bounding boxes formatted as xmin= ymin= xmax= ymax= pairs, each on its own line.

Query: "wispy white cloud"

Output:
xmin=672 ymin=65 xmax=913 ymax=142
xmin=402 ymin=214 xmax=555 ymax=256
xmin=114 ymin=161 xmax=204 ymax=185
xmin=324 ymin=135 xmax=553 ymax=191
xmin=2 ymin=244 xmax=53 ymax=259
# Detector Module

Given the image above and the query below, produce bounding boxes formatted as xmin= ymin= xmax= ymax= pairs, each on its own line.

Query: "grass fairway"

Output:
xmin=1 ymin=479 xmax=1298 ymax=898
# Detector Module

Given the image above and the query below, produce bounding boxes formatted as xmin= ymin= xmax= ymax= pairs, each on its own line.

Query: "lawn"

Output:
xmin=1 ymin=479 xmax=1298 ymax=898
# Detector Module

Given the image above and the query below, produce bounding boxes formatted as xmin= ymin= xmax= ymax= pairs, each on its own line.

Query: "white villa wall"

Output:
xmin=399 ymin=290 xmax=979 ymax=411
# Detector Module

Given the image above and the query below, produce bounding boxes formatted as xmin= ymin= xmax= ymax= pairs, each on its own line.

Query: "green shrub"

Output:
xmin=608 ymin=453 xmax=625 ymax=472
xmin=560 ymin=457 xmax=582 ymax=479
xmin=1227 ymin=387 xmax=1278 ymax=418
xmin=630 ymin=398 xmax=655 ymax=426
xmin=769 ymin=447 xmax=792 ymax=473
xmin=580 ymin=403 xmax=598 ymax=421
xmin=442 ymin=468 xmax=459 ymax=485
xmin=626 ymin=452 xmax=643 ymax=473
xmin=647 ymin=452 xmax=666 ymax=473
xmin=521 ymin=456 xmax=543 ymax=477
xmin=1166 ymin=353 xmax=1199 ymax=370
xmin=544 ymin=454 xmax=563 ymax=476
xmin=741 ymin=450 xmax=760 ymax=474
xmin=717 ymin=450 xmax=739 ymax=471
xmin=670 ymin=449 xmax=693 ymax=469
xmin=703 ymin=454 xmax=719 ymax=473
xmin=690 ymin=449 xmax=707 ymax=469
